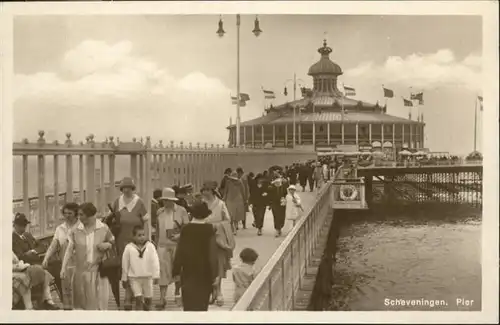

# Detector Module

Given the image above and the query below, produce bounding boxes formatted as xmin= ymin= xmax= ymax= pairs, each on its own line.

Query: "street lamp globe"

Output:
xmin=252 ymin=17 xmax=263 ymax=37
xmin=216 ymin=18 xmax=225 ymax=38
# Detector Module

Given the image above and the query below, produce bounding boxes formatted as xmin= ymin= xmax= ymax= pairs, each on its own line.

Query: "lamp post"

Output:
xmin=284 ymin=73 xmax=305 ymax=148
xmin=217 ymin=14 xmax=262 ymax=148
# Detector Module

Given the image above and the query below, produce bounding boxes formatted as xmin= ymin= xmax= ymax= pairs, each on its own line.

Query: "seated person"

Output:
xmin=12 ymin=213 xmax=44 ymax=265
xmin=12 ymin=213 xmax=62 ymax=296
xmin=12 ymin=253 xmax=59 ymax=310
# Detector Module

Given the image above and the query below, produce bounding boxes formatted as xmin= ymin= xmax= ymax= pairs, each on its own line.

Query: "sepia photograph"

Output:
xmin=1 ymin=1 xmax=498 ymax=323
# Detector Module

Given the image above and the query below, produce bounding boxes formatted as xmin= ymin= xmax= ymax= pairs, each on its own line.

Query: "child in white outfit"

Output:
xmin=232 ymin=248 xmax=259 ymax=305
xmin=121 ymin=225 xmax=160 ymax=311
xmin=285 ymin=185 xmax=304 ymax=227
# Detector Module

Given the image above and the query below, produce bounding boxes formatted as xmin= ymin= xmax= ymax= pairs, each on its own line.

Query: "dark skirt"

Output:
xmin=181 ymin=280 xmax=212 ymax=311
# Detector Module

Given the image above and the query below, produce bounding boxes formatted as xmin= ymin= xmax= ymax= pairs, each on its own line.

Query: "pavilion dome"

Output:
xmin=307 ymin=40 xmax=343 ymax=76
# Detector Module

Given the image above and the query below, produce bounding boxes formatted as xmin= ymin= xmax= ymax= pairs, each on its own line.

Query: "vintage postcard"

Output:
xmin=0 ymin=1 xmax=498 ymax=323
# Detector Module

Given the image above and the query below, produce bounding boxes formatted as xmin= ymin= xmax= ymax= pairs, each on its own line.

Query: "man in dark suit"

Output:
xmin=12 ymin=213 xmax=44 ymax=265
xmin=12 ymin=213 xmax=62 ymax=302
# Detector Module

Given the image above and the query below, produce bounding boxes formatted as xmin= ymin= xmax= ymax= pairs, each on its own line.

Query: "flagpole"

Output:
xmin=293 ymin=72 xmax=297 ymax=148
xmin=474 ymin=95 xmax=478 ymax=152
xmin=236 ymin=14 xmax=241 ymax=148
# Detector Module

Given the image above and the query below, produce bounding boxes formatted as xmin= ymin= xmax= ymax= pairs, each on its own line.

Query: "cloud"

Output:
xmin=14 ymin=40 xmax=233 ymax=145
xmin=344 ymin=49 xmax=482 ymax=92
xmin=339 ymin=49 xmax=484 ymax=155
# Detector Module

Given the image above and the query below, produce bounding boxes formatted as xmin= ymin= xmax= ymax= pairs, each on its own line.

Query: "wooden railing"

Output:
xmin=13 ymin=131 xmax=316 ymax=239
xmin=232 ymin=182 xmax=334 ymax=311
xmin=364 ymin=159 xmax=483 ymax=168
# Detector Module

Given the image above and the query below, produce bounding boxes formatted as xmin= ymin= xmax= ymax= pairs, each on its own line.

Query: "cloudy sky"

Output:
xmin=13 ymin=14 xmax=482 ymax=154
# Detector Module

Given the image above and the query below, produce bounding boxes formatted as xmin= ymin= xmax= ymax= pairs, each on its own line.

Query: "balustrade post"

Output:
xmin=268 ymin=277 xmax=273 ymax=310
xmin=22 ymin=155 xmax=30 ymax=222
xmin=139 ymin=153 xmax=145 ymax=199
xmin=144 ymin=137 xmax=153 ymax=240
xmin=281 ymin=258 xmax=286 ymax=310
xmin=79 ymin=155 xmax=84 ymax=202
xmin=37 ymin=154 xmax=46 ymax=236
xmin=86 ymin=154 xmax=96 ymax=205
xmin=130 ymin=153 xmax=138 ymax=185
xmin=108 ymin=154 xmax=116 ymax=204
xmin=65 ymin=155 xmax=73 ymax=202
xmin=53 ymin=154 xmax=59 ymax=226
xmin=100 ymin=155 xmax=106 ymax=215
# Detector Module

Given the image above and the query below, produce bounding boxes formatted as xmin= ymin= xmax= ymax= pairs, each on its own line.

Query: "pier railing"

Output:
xmin=232 ymin=182 xmax=334 ymax=311
xmin=13 ymin=132 xmax=316 ymax=239
xmin=368 ymin=159 xmax=482 ymax=168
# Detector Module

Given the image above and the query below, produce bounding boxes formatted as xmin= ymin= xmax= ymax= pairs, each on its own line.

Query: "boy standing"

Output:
xmin=121 ymin=225 xmax=160 ymax=311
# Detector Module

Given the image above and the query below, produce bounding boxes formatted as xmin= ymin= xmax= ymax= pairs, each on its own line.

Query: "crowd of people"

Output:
xmin=12 ymin=159 xmax=335 ymax=312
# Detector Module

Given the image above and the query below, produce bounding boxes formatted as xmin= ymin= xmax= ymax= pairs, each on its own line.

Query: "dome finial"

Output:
xmin=318 ymin=39 xmax=332 ymax=57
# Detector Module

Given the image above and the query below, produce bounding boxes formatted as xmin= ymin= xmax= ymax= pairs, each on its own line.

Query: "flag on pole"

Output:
xmin=403 ymin=98 xmax=413 ymax=107
xmin=383 ymin=87 xmax=394 ymax=98
xmin=231 ymin=93 xmax=250 ymax=107
xmin=410 ymin=92 xmax=424 ymax=102
xmin=231 ymin=95 xmax=247 ymax=107
xmin=262 ymin=89 xmax=276 ymax=99
xmin=343 ymin=85 xmax=356 ymax=96
xmin=478 ymin=96 xmax=483 ymax=111
xmin=240 ymin=93 xmax=250 ymax=102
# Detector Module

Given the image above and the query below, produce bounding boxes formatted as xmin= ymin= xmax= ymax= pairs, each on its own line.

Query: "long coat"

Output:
xmin=222 ymin=177 xmax=246 ymax=222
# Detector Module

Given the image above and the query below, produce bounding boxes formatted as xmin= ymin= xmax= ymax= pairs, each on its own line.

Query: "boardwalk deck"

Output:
xmin=51 ymin=190 xmax=318 ymax=311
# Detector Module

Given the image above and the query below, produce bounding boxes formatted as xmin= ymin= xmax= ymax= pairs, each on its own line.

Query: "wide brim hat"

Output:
xmin=288 ymin=185 xmax=297 ymax=191
xmin=119 ymin=177 xmax=136 ymax=190
xmin=159 ymin=187 xmax=178 ymax=201
xmin=190 ymin=201 xmax=212 ymax=220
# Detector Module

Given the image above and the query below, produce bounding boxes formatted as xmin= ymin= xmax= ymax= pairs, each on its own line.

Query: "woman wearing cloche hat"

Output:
xmin=109 ymin=176 xmax=150 ymax=310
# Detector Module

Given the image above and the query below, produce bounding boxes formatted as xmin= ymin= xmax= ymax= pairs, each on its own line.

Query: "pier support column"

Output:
xmin=368 ymin=124 xmax=372 ymax=144
xmin=355 ymin=123 xmax=359 ymax=145
xmin=252 ymin=125 xmax=255 ymax=148
xmin=365 ymin=175 xmax=373 ymax=208
xmin=327 ymin=123 xmax=330 ymax=145
xmin=298 ymin=123 xmax=302 ymax=145
xmin=273 ymin=125 xmax=276 ymax=146
xmin=244 ymin=127 xmax=247 ymax=146
xmin=410 ymin=124 xmax=413 ymax=149
xmin=261 ymin=125 xmax=265 ymax=147
xmin=285 ymin=124 xmax=288 ymax=147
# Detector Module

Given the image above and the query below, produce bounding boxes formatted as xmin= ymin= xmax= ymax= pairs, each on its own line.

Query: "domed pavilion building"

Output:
xmin=227 ymin=40 xmax=425 ymax=155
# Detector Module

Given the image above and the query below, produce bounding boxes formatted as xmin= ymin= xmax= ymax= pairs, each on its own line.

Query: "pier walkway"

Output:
xmin=110 ymin=191 xmax=318 ymax=311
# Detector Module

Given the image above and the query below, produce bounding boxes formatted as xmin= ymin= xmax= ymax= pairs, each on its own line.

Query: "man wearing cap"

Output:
xmin=155 ymin=187 xmax=190 ymax=309
xmin=12 ymin=213 xmax=62 ymax=309
xmin=12 ymin=213 xmax=44 ymax=265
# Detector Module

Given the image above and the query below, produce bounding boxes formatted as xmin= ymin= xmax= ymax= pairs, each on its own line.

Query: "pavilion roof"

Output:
xmin=228 ymin=110 xmax=423 ymax=128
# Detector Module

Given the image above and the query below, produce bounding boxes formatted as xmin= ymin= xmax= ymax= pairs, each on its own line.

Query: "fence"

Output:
xmin=232 ymin=182 xmax=334 ymax=310
xmin=367 ymin=159 xmax=482 ymax=168
xmin=13 ymin=131 xmax=316 ymax=239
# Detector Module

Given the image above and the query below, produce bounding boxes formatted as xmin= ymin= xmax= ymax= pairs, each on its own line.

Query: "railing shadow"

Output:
xmin=232 ymin=182 xmax=333 ymax=311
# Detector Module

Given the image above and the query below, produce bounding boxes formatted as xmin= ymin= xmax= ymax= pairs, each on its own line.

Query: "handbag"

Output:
xmin=98 ymin=243 xmax=121 ymax=279
xmin=166 ymin=220 xmax=183 ymax=243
